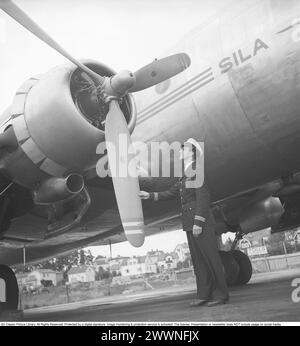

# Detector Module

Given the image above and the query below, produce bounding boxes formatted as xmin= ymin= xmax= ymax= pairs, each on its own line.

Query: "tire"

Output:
xmin=0 ymin=264 xmax=19 ymax=311
xmin=232 ymin=250 xmax=252 ymax=285
xmin=218 ymin=251 xmax=239 ymax=286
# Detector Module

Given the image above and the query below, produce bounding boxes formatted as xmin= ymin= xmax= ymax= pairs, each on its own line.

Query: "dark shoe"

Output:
xmin=207 ymin=299 xmax=228 ymax=307
xmin=189 ymin=299 xmax=209 ymax=307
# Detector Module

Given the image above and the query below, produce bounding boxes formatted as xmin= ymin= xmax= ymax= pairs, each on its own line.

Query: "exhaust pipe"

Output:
xmin=33 ymin=174 xmax=84 ymax=204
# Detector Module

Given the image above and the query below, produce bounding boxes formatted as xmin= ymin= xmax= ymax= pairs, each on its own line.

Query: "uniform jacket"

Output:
xmin=149 ymin=167 xmax=210 ymax=232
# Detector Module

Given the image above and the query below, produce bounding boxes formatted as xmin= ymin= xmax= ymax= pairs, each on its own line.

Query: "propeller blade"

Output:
xmin=0 ymin=0 xmax=103 ymax=85
xmin=105 ymin=100 xmax=145 ymax=247
xmin=129 ymin=53 xmax=191 ymax=92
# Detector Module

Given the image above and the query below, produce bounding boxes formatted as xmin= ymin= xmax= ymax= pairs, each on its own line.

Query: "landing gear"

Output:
xmin=0 ymin=264 xmax=19 ymax=313
xmin=232 ymin=250 xmax=252 ymax=285
xmin=218 ymin=228 xmax=253 ymax=286
xmin=230 ymin=228 xmax=252 ymax=285
xmin=219 ymin=250 xmax=239 ymax=286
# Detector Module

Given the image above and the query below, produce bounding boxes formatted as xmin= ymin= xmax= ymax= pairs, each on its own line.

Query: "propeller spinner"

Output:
xmin=0 ymin=0 xmax=191 ymax=247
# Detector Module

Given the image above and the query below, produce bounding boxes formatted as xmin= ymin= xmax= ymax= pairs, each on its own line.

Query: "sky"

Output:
xmin=88 ymin=230 xmax=188 ymax=258
xmin=0 ymin=0 xmax=234 ymax=113
xmin=0 ymin=0 xmax=235 ymax=258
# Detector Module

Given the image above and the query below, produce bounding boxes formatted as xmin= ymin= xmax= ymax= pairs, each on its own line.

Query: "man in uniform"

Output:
xmin=139 ymin=138 xmax=229 ymax=307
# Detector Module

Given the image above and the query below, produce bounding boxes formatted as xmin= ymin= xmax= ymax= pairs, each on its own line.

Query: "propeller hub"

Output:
xmin=108 ymin=70 xmax=136 ymax=97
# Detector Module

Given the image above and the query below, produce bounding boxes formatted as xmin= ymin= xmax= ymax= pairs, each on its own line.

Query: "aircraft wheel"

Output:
xmin=0 ymin=264 xmax=19 ymax=312
xmin=232 ymin=250 xmax=252 ymax=285
xmin=218 ymin=251 xmax=239 ymax=286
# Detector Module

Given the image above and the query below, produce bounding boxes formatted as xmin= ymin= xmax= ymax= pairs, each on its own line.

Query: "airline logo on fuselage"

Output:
xmin=218 ymin=38 xmax=269 ymax=74
xmin=154 ymin=38 xmax=269 ymax=95
xmin=143 ymin=38 xmax=269 ymax=125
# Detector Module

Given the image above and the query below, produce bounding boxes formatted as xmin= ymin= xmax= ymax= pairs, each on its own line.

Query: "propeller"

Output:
xmin=0 ymin=0 xmax=104 ymax=86
xmin=0 ymin=0 xmax=191 ymax=247
xmin=130 ymin=53 xmax=191 ymax=92
xmin=105 ymin=100 xmax=144 ymax=247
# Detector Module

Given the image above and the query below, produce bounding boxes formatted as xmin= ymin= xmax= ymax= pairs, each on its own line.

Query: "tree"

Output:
xmin=96 ymin=266 xmax=111 ymax=280
xmin=79 ymin=249 xmax=94 ymax=265
xmin=15 ymin=249 xmax=91 ymax=279
xmin=85 ymin=249 xmax=94 ymax=265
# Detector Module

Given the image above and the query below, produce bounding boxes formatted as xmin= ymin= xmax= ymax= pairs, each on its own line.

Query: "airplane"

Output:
xmin=1 ymin=0 xmax=300 ymax=312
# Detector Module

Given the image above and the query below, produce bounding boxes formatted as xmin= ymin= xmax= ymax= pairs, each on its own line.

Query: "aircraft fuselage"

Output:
xmin=134 ymin=0 xmax=300 ymax=201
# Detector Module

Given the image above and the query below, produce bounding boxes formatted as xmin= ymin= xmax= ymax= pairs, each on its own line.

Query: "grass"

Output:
xmin=20 ymin=275 xmax=196 ymax=310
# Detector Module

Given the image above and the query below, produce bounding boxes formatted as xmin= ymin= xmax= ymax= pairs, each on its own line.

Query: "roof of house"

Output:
xmin=121 ymin=256 xmax=147 ymax=266
xmin=29 ymin=269 xmax=62 ymax=275
xmin=154 ymin=252 xmax=179 ymax=263
xmin=147 ymin=250 xmax=165 ymax=257
xmin=110 ymin=256 xmax=130 ymax=261
xmin=95 ymin=258 xmax=107 ymax=265
xmin=68 ymin=265 xmax=94 ymax=275
xmin=157 ymin=254 xmax=166 ymax=261
xmin=95 ymin=255 xmax=106 ymax=260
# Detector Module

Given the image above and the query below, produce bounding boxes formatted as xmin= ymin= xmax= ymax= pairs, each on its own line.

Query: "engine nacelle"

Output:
xmin=1 ymin=60 xmax=136 ymax=192
xmin=239 ymin=197 xmax=284 ymax=234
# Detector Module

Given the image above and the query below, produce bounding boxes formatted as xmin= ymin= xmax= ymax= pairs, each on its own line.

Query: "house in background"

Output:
xmin=110 ymin=262 xmax=121 ymax=275
xmin=110 ymin=256 xmax=130 ymax=264
xmin=158 ymin=253 xmax=179 ymax=272
xmin=16 ymin=273 xmax=28 ymax=288
xmin=174 ymin=243 xmax=190 ymax=262
xmin=145 ymin=250 xmax=163 ymax=274
xmin=120 ymin=256 xmax=146 ymax=277
xmin=109 ymin=256 xmax=130 ymax=275
xmin=94 ymin=256 xmax=110 ymax=271
xmin=18 ymin=269 xmax=63 ymax=289
xmin=68 ymin=265 xmax=95 ymax=283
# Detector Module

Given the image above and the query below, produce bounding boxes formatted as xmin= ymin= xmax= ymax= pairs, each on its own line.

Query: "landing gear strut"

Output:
xmin=0 ymin=264 xmax=19 ymax=313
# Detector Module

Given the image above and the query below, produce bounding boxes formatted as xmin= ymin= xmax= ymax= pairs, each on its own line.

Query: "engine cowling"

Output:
xmin=239 ymin=197 xmax=284 ymax=234
xmin=1 ymin=60 xmax=137 ymax=191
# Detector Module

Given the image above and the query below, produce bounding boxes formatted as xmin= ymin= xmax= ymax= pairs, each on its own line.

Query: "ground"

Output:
xmin=18 ymin=268 xmax=300 ymax=322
